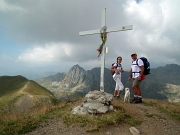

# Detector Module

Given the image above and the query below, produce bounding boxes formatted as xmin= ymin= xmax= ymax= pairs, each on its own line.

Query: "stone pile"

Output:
xmin=72 ymin=90 xmax=113 ymax=115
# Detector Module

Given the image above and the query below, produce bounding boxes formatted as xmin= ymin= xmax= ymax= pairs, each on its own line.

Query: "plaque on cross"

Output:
xmin=79 ymin=8 xmax=133 ymax=92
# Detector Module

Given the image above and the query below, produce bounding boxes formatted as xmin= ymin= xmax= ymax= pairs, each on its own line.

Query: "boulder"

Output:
xmin=72 ymin=90 xmax=113 ymax=115
xmin=84 ymin=90 xmax=113 ymax=105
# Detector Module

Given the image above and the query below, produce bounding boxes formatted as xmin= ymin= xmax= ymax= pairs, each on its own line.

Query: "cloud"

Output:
xmin=17 ymin=43 xmax=72 ymax=63
xmin=0 ymin=0 xmax=25 ymax=13
xmin=0 ymin=0 xmax=180 ymax=78
xmin=0 ymin=0 xmax=129 ymax=45
xmin=12 ymin=0 xmax=180 ymax=70
xmin=122 ymin=0 xmax=180 ymax=66
xmin=17 ymin=41 xmax=101 ymax=65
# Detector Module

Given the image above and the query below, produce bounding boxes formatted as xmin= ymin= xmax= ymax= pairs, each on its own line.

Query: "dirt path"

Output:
xmin=14 ymin=81 xmax=36 ymax=112
xmin=18 ymin=81 xmax=32 ymax=96
xmin=26 ymin=98 xmax=180 ymax=135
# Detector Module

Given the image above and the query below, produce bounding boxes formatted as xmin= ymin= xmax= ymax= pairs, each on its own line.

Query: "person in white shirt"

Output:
xmin=128 ymin=53 xmax=144 ymax=103
xmin=110 ymin=56 xmax=124 ymax=98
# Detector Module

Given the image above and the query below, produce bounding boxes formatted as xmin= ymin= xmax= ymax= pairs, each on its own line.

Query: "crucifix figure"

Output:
xmin=79 ymin=8 xmax=133 ymax=92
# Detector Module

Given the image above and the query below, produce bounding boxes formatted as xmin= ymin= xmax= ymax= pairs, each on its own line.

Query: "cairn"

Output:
xmin=72 ymin=90 xmax=113 ymax=115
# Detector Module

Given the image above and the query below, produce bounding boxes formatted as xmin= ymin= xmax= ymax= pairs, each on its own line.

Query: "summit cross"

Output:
xmin=79 ymin=8 xmax=133 ymax=92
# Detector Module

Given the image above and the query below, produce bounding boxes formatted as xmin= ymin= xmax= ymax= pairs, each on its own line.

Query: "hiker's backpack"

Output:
xmin=136 ymin=57 xmax=150 ymax=75
xmin=110 ymin=63 xmax=121 ymax=75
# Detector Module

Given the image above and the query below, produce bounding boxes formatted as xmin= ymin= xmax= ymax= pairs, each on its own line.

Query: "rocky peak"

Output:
xmin=61 ymin=64 xmax=86 ymax=87
xmin=69 ymin=64 xmax=85 ymax=72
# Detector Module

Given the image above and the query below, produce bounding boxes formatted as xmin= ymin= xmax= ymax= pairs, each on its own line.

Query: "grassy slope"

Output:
xmin=0 ymin=75 xmax=28 ymax=97
xmin=0 ymin=97 xmax=179 ymax=135
xmin=0 ymin=76 xmax=28 ymax=107
xmin=23 ymin=80 xmax=54 ymax=96
xmin=0 ymin=75 xmax=56 ymax=108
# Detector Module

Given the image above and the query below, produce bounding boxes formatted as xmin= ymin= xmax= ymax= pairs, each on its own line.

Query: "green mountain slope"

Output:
xmin=0 ymin=75 xmax=28 ymax=97
xmin=0 ymin=75 xmax=57 ymax=112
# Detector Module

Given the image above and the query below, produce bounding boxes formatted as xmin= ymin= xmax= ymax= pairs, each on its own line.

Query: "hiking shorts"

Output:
xmin=132 ymin=78 xmax=142 ymax=85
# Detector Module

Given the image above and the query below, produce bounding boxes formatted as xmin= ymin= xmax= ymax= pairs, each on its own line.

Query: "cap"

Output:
xmin=131 ymin=52 xmax=137 ymax=55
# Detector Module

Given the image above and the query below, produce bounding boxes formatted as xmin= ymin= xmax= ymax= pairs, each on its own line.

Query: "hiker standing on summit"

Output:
xmin=128 ymin=53 xmax=144 ymax=103
xmin=110 ymin=56 xmax=124 ymax=98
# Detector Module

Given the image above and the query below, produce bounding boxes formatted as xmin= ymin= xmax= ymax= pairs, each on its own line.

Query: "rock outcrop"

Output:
xmin=72 ymin=90 xmax=113 ymax=115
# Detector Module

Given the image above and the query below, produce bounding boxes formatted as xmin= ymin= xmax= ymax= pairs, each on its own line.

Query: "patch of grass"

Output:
xmin=0 ymin=115 xmax=38 ymax=135
xmin=0 ymin=102 xmax=68 ymax=135
xmin=145 ymin=113 xmax=166 ymax=120
xmin=24 ymin=81 xmax=54 ymax=97
xmin=0 ymin=90 xmax=23 ymax=109
xmin=154 ymin=114 xmax=166 ymax=120
xmin=142 ymin=101 xmax=154 ymax=106
xmin=157 ymin=106 xmax=180 ymax=120
xmin=143 ymin=98 xmax=180 ymax=121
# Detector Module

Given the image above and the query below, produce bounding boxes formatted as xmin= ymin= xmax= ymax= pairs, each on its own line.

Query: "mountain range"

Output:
xmin=35 ymin=64 xmax=180 ymax=103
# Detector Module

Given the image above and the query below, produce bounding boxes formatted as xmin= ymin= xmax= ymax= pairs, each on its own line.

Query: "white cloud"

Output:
xmin=0 ymin=0 xmax=25 ymax=12
xmin=122 ymin=0 xmax=180 ymax=66
xmin=18 ymin=43 xmax=73 ymax=63
xmin=17 ymin=41 xmax=101 ymax=66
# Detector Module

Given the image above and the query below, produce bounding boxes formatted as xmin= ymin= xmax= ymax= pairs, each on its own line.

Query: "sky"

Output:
xmin=0 ymin=0 xmax=180 ymax=79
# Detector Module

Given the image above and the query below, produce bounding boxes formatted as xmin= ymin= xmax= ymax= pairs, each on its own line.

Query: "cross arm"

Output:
xmin=79 ymin=29 xmax=101 ymax=36
xmin=106 ymin=25 xmax=133 ymax=33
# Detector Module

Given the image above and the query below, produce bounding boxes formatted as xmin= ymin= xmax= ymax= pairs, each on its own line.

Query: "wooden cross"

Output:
xmin=79 ymin=8 xmax=133 ymax=92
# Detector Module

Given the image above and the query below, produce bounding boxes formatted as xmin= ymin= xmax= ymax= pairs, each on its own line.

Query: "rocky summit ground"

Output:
xmin=26 ymin=98 xmax=180 ymax=135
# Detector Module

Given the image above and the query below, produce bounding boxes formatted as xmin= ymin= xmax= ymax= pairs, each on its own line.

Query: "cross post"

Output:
xmin=79 ymin=8 xmax=133 ymax=92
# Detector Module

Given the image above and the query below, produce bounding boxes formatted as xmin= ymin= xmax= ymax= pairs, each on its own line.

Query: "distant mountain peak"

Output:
xmin=72 ymin=64 xmax=80 ymax=68
xmin=70 ymin=64 xmax=85 ymax=72
xmin=165 ymin=64 xmax=179 ymax=67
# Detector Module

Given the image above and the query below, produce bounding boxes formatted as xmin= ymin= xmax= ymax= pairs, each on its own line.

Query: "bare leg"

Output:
xmin=131 ymin=84 xmax=138 ymax=103
xmin=114 ymin=90 xmax=117 ymax=97
xmin=132 ymin=84 xmax=138 ymax=95
xmin=117 ymin=90 xmax=121 ymax=97
xmin=137 ymin=85 xmax=142 ymax=96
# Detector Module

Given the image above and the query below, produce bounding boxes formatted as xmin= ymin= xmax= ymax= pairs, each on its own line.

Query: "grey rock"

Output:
xmin=72 ymin=90 xmax=114 ymax=115
xmin=129 ymin=127 xmax=140 ymax=135
xmin=72 ymin=106 xmax=88 ymax=115
xmin=83 ymin=100 xmax=109 ymax=114
xmin=84 ymin=90 xmax=113 ymax=105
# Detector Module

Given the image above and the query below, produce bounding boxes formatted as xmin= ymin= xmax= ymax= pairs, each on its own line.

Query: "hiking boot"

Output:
xmin=130 ymin=98 xmax=136 ymax=103
xmin=134 ymin=99 xmax=142 ymax=104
